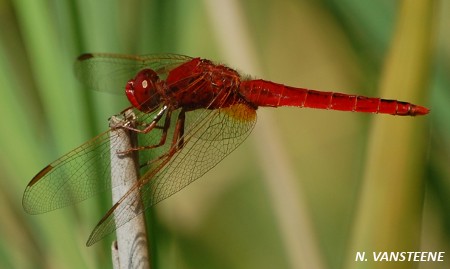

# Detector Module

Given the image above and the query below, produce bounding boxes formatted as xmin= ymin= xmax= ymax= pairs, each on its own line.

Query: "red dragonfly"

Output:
xmin=23 ymin=53 xmax=429 ymax=246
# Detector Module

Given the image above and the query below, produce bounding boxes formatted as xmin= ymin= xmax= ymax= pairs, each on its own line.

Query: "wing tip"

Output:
xmin=77 ymin=53 xmax=95 ymax=61
xmin=28 ymin=165 xmax=54 ymax=187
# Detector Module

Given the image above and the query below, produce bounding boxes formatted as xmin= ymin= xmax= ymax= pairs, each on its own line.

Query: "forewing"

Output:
xmin=74 ymin=53 xmax=192 ymax=94
xmin=22 ymin=109 xmax=162 ymax=214
xmin=86 ymin=103 xmax=257 ymax=246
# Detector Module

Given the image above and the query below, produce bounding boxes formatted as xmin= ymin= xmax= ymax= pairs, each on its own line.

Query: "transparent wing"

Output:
xmin=74 ymin=53 xmax=193 ymax=94
xmin=22 ymin=109 xmax=162 ymax=214
xmin=86 ymin=102 xmax=257 ymax=246
xmin=24 ymin=53 xmax=194 ymax=214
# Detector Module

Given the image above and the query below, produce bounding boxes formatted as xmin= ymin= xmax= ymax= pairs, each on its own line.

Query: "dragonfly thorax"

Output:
xmin=165 ymin=58 xmax=243 ymax=110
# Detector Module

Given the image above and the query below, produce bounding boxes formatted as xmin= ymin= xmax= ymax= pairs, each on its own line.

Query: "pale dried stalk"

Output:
xmin=110 ymin=111 xmax=150 ymax=269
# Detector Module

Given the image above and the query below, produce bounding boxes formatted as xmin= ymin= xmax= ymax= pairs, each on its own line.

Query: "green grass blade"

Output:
xmin=347 ymin=1 xmax=435 ymax=268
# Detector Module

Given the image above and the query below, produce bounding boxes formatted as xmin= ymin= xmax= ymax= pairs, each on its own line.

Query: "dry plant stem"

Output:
xmin=110 ymin=111 xmax=150 ymax=269
xmin=346 ymin=1 xmax=434 ymax=268
xmin=111 ymin=242 xmax=120 ymax=269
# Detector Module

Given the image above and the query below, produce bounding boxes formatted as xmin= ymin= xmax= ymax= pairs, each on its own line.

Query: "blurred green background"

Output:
xmin=0 ymin=0 xmax=448 ymax=268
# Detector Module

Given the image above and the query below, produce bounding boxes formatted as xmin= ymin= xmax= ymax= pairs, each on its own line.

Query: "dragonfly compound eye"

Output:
xmin=126 ymin=69 xmax=161 ymax=112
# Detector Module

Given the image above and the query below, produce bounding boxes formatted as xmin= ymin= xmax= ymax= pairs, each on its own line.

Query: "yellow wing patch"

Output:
xmin=219 ymin=103 xmax=256 ymax=122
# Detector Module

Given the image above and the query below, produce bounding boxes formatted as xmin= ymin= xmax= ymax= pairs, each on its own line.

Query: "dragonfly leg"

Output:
xmin=171 ymin=109 xmax=186 ymax=150
xmin=139 ymin=109 xmax=186 ymax=169
xmin=117 ymin=108 xmax=173 ymax=155
xmin=119 ymin=105 xmax=168 ymax=134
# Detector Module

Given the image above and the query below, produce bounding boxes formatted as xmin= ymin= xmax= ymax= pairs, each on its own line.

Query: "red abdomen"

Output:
xmin=240 ymin=80 xmax=429 ymax=116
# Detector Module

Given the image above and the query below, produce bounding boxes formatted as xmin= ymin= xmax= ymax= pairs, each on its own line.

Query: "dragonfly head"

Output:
xmin=126 ymin=69 xmax=161 ymax=112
